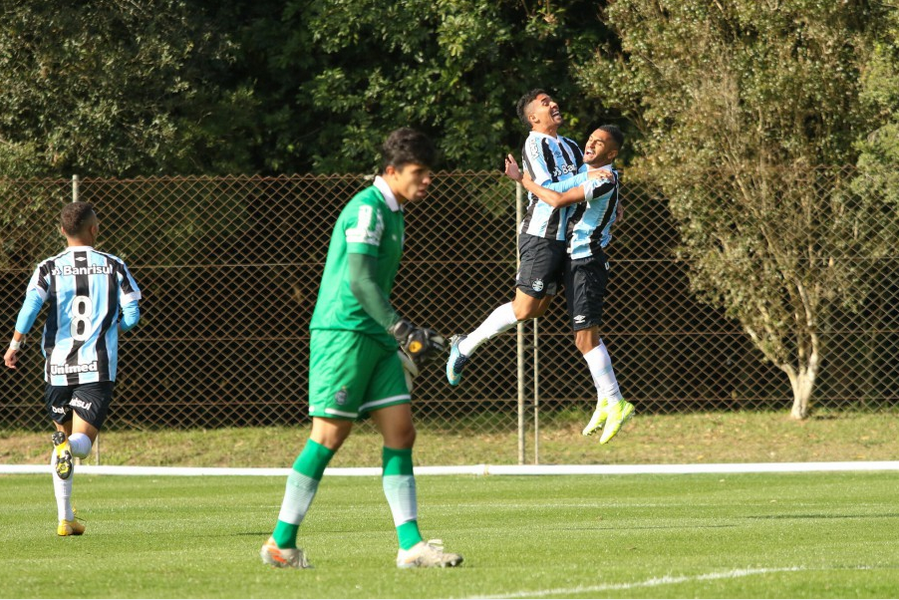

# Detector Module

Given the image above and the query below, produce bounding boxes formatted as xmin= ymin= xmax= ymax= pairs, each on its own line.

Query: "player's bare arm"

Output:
xmin=503 ymin=154 xmax=611 ymax=208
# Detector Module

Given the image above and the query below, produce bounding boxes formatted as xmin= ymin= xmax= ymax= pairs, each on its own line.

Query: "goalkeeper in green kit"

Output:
xmin=260 ymin=128 xmax=463 ymax=570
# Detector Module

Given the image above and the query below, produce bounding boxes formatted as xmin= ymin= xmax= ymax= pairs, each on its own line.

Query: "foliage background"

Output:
xmin=1 ymin=0 xmax=898 ymax=419
xmin=2 ymin=0 xmax=897 ymax=177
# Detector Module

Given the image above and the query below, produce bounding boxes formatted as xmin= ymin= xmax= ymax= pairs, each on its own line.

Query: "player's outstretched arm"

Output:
xmin=504 ymin=154 xmax=586 ymax=208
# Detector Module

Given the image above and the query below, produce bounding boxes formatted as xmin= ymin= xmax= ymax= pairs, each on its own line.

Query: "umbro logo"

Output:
xmin=76 ymin=257 xmax=87 ymax=262
xmin=574 ymin=315 xmax=586 ymax=324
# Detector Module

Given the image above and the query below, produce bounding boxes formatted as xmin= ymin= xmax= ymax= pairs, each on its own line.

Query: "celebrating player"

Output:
xmin=445 ymin=89 xmax=591 ymax=384
xmin=260 ymin=128 xmax=463 ymax=570
xmin=4 ymin=202 xmax=141 ymax=535
xmin=504 ymin=125 xmax=634 ymax=444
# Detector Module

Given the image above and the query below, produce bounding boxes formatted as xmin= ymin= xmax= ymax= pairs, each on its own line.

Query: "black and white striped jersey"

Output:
xmin=519 ymin=131 xmax=584 ymax=241
xmin=567 ymin=166 xmax=620 ymax=259
xmin=25 ymin=246 xmax=141 ymax=385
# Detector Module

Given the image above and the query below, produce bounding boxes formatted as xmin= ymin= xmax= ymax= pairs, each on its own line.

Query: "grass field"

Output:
xmin=2 ymin=410 xmax=898 ymax=467
xmin=2 ymin=470 xmax=898 ymax=598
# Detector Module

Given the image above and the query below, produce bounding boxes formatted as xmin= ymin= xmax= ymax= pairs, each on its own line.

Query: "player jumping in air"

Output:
xmin=260 ymin=128 xmax=463 ymax=570
xmin=445 ymin=90 xmax=583 ymax=381
xmin=4 ymin=202 xmax=141 ymax=535
xmin=445 ymin=90 xmax=631 ymax=442
xmin=504 ymin=125 xmax=634 ymax=444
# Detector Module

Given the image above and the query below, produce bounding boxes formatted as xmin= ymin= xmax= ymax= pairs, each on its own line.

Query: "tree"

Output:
xmin=0 ymin=0 xmax=251 ymax=177
xmin=577 ymin=0 xmax=892 ymax=418
xmin=208 ymin=0 xmax=615 ymax=173
xmin=855 ymin=5 xmax=899 ymax=212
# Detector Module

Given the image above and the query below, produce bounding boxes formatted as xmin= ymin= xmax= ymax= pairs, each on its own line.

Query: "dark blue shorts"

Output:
xmin=565 ymin=252 xmax=609 ymax=331
xmin=516 ymin=235 xmax=567 ymax=298
xmin=45 ymin=381 xmax=114 ymax=430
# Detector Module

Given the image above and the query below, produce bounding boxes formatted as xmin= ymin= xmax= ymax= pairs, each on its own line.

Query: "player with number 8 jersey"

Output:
xmin=30 ymin=244 xmax=140 ymax=386
xmin=5 ymin=201 xmax=141 ymax=537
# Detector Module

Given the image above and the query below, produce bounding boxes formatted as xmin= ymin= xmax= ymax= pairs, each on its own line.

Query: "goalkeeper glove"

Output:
xmin=389 ymin=318 xmax=446 ymax=366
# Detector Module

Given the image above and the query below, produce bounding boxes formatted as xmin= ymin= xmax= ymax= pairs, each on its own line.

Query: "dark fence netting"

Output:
xmin=2 ymin=171 xmax=896 ymax=437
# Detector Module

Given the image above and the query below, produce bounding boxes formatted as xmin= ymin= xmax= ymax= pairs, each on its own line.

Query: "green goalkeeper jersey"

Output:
xmin=309 ymin=179 xmax=405 ymax=345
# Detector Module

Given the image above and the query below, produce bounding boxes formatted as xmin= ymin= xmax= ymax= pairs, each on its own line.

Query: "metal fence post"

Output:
xmin=516 ymin=182 xmax=525 ymax=465
xmin=533 ymin=319 xmax=540 ymax=464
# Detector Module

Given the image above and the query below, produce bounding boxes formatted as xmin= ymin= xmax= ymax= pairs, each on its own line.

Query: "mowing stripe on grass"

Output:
xmin=472 ymin=566 xmax=810 ymax=598
xmin=2 ymin=461 xmax=899 ymax=476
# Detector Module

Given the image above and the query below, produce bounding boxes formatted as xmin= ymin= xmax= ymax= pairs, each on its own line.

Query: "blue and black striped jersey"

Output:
xmin=520 ymin=131 xmax=583 ymax=241
xmin=566 ymin=166 xmax=620 ymax=259
xmin=25 ymin=246 xmax=141 ymax=386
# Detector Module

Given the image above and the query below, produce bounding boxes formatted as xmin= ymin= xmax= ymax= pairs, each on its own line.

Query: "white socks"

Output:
xmin=458 ymin=302 xmax=518 ymax=357
xmin=51 ymin=453 xmax=73 ymax=521
xmin=458 ymin=305 xmax=622 ymax=410
xmin=51 ymin=433 xmax=92 ymax=522
xmin=584 ymin=341 xmax=622 ymax=406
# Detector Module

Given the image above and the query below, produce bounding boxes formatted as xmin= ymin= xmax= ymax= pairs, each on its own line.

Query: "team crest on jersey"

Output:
xmin=334 ymin=387 xmax=348 ymax=406
xmin=532 ymin=279 xmax=544 ymax=292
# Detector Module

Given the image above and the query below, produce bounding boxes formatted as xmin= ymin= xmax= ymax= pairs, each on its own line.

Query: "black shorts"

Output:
xmin=45 ymin=381 xmax=115 ymax=430
xmin=516 ymin=235 xmax=567 ymax=298
xmin=565 ymin=253 xmax=610 ymax=331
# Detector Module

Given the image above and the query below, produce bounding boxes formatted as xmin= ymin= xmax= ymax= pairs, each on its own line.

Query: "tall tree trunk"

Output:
xmin=786 ymin=366 xmax=816 ymax=419
xmin=783 ymin=337 xmax=821 ymax=419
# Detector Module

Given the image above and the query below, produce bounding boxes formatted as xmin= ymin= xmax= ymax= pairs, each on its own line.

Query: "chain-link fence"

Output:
xmin=2 ymin=171 xmax=897 ymax=441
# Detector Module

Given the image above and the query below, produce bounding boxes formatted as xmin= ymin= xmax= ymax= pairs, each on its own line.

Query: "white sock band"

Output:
xmin=584 ymin=341 xmax=622 ymax=404
xmin=383 ymin=474 xmax=418 ymax=526
xmin=277 ymin=471 xmax=320 ymax=526
xmin=459 ymin=302 xmax=518 ymax=356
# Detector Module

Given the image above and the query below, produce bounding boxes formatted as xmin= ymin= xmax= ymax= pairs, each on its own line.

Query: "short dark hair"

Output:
xmin=599 ymin=124 xmax=625 ymax=150
xmin=516 ymin=88 xmax=547 ymax=129
xmin=379 ymin=128 xmax=436 ymax=173
xmin=60 ymin=202 xmax=97 ymax=236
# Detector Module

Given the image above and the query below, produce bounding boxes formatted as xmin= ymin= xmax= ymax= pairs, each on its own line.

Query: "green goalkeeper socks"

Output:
xmin=272 ymin=443 xmax=423 ymax=550
xmin=382 ymin=446 xmax=424 ymax=550
xmin=272 ymin=439 xmax=335 ymax=549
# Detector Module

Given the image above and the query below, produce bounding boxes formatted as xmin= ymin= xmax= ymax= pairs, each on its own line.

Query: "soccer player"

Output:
xmin=4 ymin=202 xmax=141 ymax=535
xmin=446 ymin=88 xmax=594 ymax=385
xmin=504 ymin=125 xmax=634 ymax=444
xmin=260 ymin=128 xmax=463 ymax=570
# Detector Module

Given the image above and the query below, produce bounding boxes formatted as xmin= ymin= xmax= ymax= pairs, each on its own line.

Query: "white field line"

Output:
xmin=470 ymin=566 xmax=808 ymax=599
xmin=1 ymin=461 xmax=899 ymax=477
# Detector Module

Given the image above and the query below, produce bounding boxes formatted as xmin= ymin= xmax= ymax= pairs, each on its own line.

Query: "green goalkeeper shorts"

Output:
xmin=308 ymin=329 xmax=411 ymax=420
